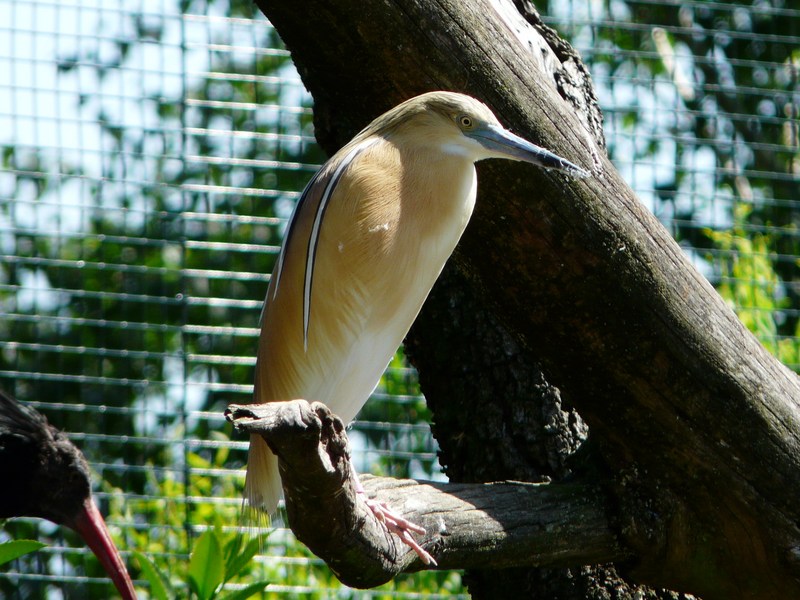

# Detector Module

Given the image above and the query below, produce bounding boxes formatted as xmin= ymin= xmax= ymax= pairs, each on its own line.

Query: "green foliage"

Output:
xmin=132 ymin=527 xmax=270 ymax=600
xmin=0 ymin=540 xmax=46 ymax=565
xmin=133 ymin=526 xmax=269 ymax=600
xmin=183 ymin=528 xmax=270 ymax=600
xmin=188 ymin=529 xmax=226 ymax=598
xmin=705 ymin=205 xmax=800 ymax=368
xmin=106 ymin=443 xmax=463 ymax=599
xmin=107 ymin=444 xmax=267 ymax=598
xmin=133 ymin=551 xmax=171 ymax=600
xmin=1 ymin=515 xmax=127 ymax=599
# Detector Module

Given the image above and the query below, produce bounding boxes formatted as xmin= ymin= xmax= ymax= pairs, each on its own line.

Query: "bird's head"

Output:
xmin=0 ymin=391 xmax=91 ymax=524
xmin=367 ymin=91 xmax=589 ymax=177
xmin=0 ymin=391 xmax=138 ymax=599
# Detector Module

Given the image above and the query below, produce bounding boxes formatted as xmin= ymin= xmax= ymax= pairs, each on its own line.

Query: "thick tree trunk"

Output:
xmin=405 ymin=265 xmax=674 ymax=598
xmin=255 ymin=0 xmax=800 ymax=597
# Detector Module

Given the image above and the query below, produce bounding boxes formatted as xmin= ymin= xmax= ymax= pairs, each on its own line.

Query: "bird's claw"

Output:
xmin=361 ymin=495 xmax=437 ymax=565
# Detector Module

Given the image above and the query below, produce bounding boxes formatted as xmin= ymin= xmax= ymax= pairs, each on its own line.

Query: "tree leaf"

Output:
xmin=223 ymin=532 xmax=242 ymax=570
xmin=188 ymin=529 xmax=224 ymax=600
xmin=218 ymin=580 xmax=271 ymax=600
xmin=132 ymin=550 xmax=171 ymax=600
xmin=224 ymin=536 xmax=260 ymax=582
xmin=0 ymin=540 xmax=46 ymax=565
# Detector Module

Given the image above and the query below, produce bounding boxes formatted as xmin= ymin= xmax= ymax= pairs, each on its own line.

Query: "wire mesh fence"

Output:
xmin=0 ymin=0 xmax=797 ymax=598
xmin=542 ymin=0 xmax=800 ymax=368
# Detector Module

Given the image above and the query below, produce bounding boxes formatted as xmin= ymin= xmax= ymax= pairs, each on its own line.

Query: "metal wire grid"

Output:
xmin=0 ymin=0 xmax=797 ymax=597
xmin=543 ymin=0 xmax=800 ymax=367
xmin=545 ymin=1 xmax=798 ymax=211
xmin=0 ymin=2 xmax=444 ymax=597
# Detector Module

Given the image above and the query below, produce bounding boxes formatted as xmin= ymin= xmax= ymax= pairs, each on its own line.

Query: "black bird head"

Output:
xmin=0 ymin=390 xmax=137 ymax=599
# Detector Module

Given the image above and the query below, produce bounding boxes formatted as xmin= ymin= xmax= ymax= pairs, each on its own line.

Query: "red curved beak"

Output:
xmin=67 ymin=497 xmax=137 ymax=600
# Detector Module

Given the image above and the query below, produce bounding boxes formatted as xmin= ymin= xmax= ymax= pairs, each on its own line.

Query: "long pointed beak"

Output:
xmin=468 ymin=124 xmax=590 ymax=178
xmin=67 ymin=497 xmax=138 ymax=600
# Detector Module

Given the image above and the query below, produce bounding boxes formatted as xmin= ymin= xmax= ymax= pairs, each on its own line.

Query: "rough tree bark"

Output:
xmin=225 ymin=401 xmax=629 ymax=586
xmin=251 ymin=0 xmax=800 ymax=598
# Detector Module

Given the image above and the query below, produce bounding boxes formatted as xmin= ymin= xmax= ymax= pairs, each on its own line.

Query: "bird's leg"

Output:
xmin=351 ymin=467 xmax=437 ymax=566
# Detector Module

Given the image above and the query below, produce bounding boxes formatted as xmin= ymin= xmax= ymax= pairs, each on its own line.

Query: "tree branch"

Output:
xmin=225 ymin=400 xmax=630 ymax=588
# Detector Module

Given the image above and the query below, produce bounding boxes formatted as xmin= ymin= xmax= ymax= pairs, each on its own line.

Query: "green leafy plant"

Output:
xmin=134 ymin=528 xmax=268 ymax=600
xmin=102 ymin=437 xmax=269 ymax=598
xmin=105 ymin=438 xmax=465 ymax=599
xmin=705 ymin=204 xmax=800 ymax=369
xmin=0 ymin=540 xmax=46 ymax=566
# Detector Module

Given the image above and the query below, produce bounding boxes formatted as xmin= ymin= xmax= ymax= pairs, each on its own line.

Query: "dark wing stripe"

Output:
xmin=303 ymin=138 xmax=379 ymax=351
xmin=270 ymin=169 xmax=325 ymax=302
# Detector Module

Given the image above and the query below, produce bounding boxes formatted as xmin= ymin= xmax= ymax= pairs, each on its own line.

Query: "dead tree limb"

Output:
xmin=225 ymin=400 xmax=630 ymax=588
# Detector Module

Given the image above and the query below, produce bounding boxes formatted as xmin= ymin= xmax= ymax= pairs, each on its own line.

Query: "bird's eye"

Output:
xmin=458 ymin=115 xmax=473 ymax=129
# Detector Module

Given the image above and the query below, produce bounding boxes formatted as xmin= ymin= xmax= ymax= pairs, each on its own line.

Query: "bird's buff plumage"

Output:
xmin=245 ymin=92 xmax=588 ymax=529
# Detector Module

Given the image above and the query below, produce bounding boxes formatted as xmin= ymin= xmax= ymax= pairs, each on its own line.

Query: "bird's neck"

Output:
xmin=373 ymin=144 xmax=478 ymax=267
xmin=400 ymin=145 xmax=477 ymax=227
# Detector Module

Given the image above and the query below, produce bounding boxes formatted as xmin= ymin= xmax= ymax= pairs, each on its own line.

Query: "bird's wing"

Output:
xmin=301 ymin=138 xmax=379 ymax=351
xmin=246 ymin=137 xmax=386 ymax=514
xmin=255 ymin=137 xmax=388 ymax=405
xmin=266 ymin=137 xmax=381 ymax=350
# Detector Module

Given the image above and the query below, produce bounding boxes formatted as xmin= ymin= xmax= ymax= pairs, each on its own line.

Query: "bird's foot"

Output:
xmin=360 ymin=493 xmax=437 ymax=566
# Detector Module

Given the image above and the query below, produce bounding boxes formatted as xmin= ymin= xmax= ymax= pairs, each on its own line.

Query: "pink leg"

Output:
xmin=353 ymin=469 xmax=437 ymax=565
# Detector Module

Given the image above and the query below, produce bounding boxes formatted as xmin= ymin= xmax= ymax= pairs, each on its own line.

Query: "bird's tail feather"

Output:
xmin=244 ymin=434 xmax=282 ymax=520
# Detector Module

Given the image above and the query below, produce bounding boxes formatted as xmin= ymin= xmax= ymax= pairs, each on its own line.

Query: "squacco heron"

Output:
xmin=246 ymin=91 xmax=588 ymax=563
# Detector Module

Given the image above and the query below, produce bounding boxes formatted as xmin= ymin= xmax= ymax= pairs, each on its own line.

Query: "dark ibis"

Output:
xmin=0 ymin=390 xmax=137 ymax=599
